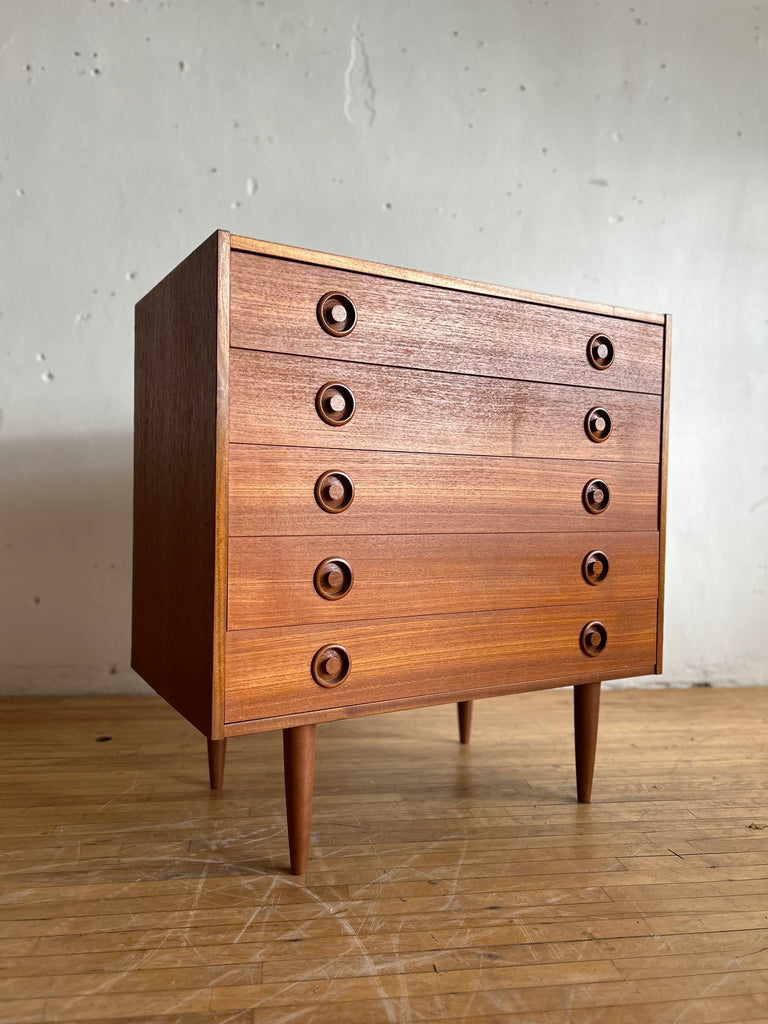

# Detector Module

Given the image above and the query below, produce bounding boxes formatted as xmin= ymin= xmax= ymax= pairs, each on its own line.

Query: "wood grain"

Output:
xmin=229 ymin=350 xmax=662 ymax=462
xmin=224 ymin=599 xmax=658 ymax=723
xmin=132 ymin=230 xmax=227 ymax=738
xmin=229 ymin=235 xmax=666 ymax=326
xmin=228 ymin=445 xmax=660 ymax=537
xmin=227 ymin=531 xmax=659 ymax=630
xmin=656 ymin=314 xmax=672 ymax=673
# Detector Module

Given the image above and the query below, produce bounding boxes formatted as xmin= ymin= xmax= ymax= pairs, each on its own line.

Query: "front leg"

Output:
xmin=207 ymin=738 xmax=226 ymax=790
xmin=283 ymin=724 xmax=317 ymax=875
xmin=457 ymin=701 xmax=473 ymax=745
xmin=573 ymin=682 xmax=601 ymax=803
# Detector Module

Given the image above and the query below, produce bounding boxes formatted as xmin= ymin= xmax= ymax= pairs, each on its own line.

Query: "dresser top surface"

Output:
xmin=229 ymin=232 xmax=665 ymax=326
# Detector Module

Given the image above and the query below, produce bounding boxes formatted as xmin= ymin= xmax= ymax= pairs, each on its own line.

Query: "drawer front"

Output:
xmin=228 ymin=531 xmax=659 ymax=630
xmin=224 ymin=599 xmax=658 ymax=722
xmin=229 ymin=446 xmax=660 ymax=536
xmin=230 ymin=251 xmax=663 ymax=394
xmin=229 ymin=351 xmax=661 ymax=463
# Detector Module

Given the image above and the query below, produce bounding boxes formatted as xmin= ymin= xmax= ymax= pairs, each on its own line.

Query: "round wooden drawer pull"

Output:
xmin=315 ymin=471 xmax=355 ymax=513
xmin=317 ymin=292 xmax=357 ymax=336
xmin=583 ymin=478 xmax=610 ymax=514
xmin=583 ymin=550 xmax=609 ymax=585
xmin=311 ymin=644 xmax=351 ymax=687
xmin=316 ymin=382 xmax=355 ymax=425
xmin=314 ymin=558 xmax=354 ymax=600
xmin=585 ymin=406 xmax=612 ymax=442
xmin=580 ymin=621 xmax=607 ymax=656
xmin=587 ymin=333 xmax=614 ymax=369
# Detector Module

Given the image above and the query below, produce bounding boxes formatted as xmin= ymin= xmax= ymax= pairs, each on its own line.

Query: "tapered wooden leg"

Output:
xmin=574 ymin=681 xmax=601 ymax=803
xmin=207 ymin=738 xmax=226 ymax=790
xmin=457 ymin=701 xmax=473 ymax=745
xmin=283 ymin=724 xmax=316 ymax=875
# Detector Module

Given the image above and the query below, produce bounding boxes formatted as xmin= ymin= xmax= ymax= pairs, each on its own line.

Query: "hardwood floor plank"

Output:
xmin=209 ymin=958 xmax=625 ymax=1010
xmin=0 ymin=998 xmax=46 ymax=1024
xmin=0 ymin=963 xmax=264 ymax=1000
xmin=49 ymin=1017 xmax=254 ymax=1024
xmin=207 ymin=967 xmax=768 ymax=1013
xmin=6 ymin=889 xmax=766 ymax=943
xmin=441 ymin=992 xmax=768 ymax=1024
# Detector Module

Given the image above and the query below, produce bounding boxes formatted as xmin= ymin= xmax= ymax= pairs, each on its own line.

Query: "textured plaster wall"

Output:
xmin=1 ymin=0 xmax=766 ymax=694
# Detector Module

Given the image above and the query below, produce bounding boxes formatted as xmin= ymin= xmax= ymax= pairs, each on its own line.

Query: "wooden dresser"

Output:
xmin=132 ymin=230 xmax=670 ymax=874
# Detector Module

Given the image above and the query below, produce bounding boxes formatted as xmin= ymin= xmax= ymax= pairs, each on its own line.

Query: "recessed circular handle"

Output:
xmin=582 ymin=550 xmax=609 ymax=585
xmin=585 ymin=407 xmax=612 ymax=443
xmin=311 ymin=644 xmax=351 ymax=687
xmin=314 ymin=558 xmax=354 ymax=600
xmin=317 ymin=292 xmax=357 ymax=336
xmin=580 ymin=621 xmax=607 ymax=656
xmin=587 ymin=333 xmax=615 ymax=370
xmin=315 ymin=471 xmax=355 ymax=513
xmin=316 ymin=382 xmax=355 ymax=425
xmin=583 ymin=478 xmax=610 ymax=514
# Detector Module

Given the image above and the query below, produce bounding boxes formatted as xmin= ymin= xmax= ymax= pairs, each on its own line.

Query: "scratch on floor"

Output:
xmin=279 ymin=877 xmax=400 ymax=1024
xmin=232 ymin=878 xmax=280 ymax=945
xmin=94 ymin=773 xmax=139 ymax=814
xmin=177 ymin=844 xmax=218 ymax=962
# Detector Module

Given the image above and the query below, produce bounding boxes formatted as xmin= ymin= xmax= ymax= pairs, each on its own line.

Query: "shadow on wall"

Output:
xmin=0 ymin=431 xmax=149 ymax=695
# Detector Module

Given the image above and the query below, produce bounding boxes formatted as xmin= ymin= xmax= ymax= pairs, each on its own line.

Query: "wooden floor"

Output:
xmin=1 ymin=687 xmax=768 ymax=1024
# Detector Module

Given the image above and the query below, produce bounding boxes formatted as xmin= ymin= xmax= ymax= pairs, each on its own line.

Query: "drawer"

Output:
xmin=227 ymin=531 xmax=659 ymax=630
xmin=230 ymin=251 xmax=663 ymax=394
xmin=229 ymin=350 xmax=662 ymax=462
xmin=228 ymin=446 xmax=660 ymax=537
xmin=224 ymin=598 xmax=658 ymax=722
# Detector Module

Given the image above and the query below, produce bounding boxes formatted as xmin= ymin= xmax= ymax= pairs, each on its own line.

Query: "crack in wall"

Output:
xmin=343 ymin=17 xmax=376 ymax=128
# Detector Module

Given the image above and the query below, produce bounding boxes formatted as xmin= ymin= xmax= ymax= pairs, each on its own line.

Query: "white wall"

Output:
xmin=1 ymin=0 xmax=766 ymax=694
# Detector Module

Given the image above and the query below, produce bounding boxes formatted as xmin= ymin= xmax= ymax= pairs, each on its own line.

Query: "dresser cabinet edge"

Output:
xmin=221 ymin=665 xmax=654 ymax=736
xmin=212 ymin=230 xmax=231 ymax=737
xmin=655 ymin=313 xmax=672 ymax=673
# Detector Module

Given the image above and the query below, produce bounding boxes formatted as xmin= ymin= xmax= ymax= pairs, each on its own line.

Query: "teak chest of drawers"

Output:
xmin=132 ymin=230 xmax=670 ymax=874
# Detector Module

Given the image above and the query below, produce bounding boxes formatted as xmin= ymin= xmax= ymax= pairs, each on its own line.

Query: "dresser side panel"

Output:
xmin=131 ymin=232 xmax=221 ymax=736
